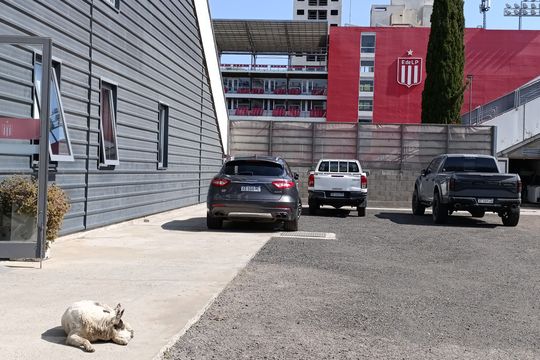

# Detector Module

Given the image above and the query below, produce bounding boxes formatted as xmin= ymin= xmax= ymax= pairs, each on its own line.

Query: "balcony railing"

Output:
xmin=221 ymin=64 xmax=327 ymax=72
xmin=224 ymin=87 xmax=327 ymax=96
xmin=229 ymin=108 xmax=326 ymax=118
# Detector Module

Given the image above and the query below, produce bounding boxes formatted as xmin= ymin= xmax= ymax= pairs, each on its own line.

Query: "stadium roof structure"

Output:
xmin=212 ymin=19 xmax=328 ymax=55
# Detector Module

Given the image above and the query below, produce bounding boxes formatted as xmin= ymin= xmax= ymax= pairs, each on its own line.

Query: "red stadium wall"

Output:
xmin=326 ymin=28 xmax=361 ymax=123
xmin=327 ymin=27 xmax=540 ymax=123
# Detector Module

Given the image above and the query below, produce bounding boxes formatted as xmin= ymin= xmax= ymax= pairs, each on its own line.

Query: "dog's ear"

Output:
xmin=114 ymin=304 xmax=124 ymax=321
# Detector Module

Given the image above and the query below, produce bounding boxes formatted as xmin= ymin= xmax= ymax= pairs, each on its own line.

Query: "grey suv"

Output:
xmin=206 ymin=156 xmax=302 ymax=231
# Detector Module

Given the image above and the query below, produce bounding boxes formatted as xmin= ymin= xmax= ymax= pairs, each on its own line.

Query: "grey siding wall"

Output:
xmin=0 ymin=0 xmax=223 ymax=234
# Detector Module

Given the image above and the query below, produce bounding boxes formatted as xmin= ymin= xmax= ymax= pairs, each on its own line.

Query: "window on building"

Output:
xmin=306 ymin=55 xmax=317 ymax=62
xmin=158 ymin=103 xmax=169 ymax=169
xmin=308 ymin=0 xmax=317 ymax=5
xmin=103 ymin=0 xmax=120 ymax=10
xmin=308 ymin=10 xmax=317 ymax=19
xmin=33 ymin=55 xmax=74 ymax=162
xmin=360 ymin=79 xmax=374 ymax=92
xmin=361 ymin=34 xmax=376 ymax=53
xmin=360 ymin=60 xmax=375 ymax=73
xmin=358 ymin=99 xmax=373 ymax=111
xmin=317 ymin=55 xmax=326 ymax=62
xmin=297 ymin=9 xmax=305 ymax=15
xmin=318 ymin=10 xmax=327 ymax=20
xmin=330 ymin=23 xmax=338 ymax=27
xmin=319 ymin=0 xmax=328 ymax=5
xmin=331 ymin=9 xmax=338 ymax=15
xmin=99 ymin=81 xmax=119 ymax=166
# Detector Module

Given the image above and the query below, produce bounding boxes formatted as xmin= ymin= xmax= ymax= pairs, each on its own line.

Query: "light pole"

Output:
xmin=504 ymin=1 xmax=540 ymax=30
xmin=467 ymin=75 xmax=474 ymax=124
xmin=480 ymin=0 xmax=491 ymax=28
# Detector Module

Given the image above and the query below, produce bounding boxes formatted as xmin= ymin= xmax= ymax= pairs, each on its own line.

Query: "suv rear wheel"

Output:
xmin=502 ymin=207 xmax=520 ymax=227
xmin=284 ymin=218 xmax=298 ymax=231
xmin=412 ymin=188 xmax=426 ymax=215
xmin=207 ymin=213 xmax=223 ymax=230
xmin=432 ymin=192 xmax=448 ymax=224
xmin=357 ymin=206 xmax=366 ymax=217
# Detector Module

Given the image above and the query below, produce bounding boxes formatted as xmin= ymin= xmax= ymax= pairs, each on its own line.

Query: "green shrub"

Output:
xmin=0 ymin=176 xmax=70 ymax=242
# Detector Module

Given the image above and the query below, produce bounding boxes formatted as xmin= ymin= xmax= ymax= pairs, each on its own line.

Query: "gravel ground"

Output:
xmin=165 ymin=208 xmax=540 ymax=360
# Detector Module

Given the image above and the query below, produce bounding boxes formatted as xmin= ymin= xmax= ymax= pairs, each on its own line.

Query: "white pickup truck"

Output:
xmin=308 ymin=159 xmax=368 ymax=216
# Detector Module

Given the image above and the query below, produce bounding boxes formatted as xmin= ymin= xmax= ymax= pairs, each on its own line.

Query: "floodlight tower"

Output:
xmin=504 ymin=1 xmax=540 ymax=30
xmin=480 ymin=0 xmax=491 ymax=28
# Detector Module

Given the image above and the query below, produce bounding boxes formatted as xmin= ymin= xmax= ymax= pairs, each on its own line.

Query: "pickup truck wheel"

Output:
xmin=470 ymin=210 xmax=485 ymax=218
xmin=357 ymin=206 xmax=366 ymax=217
xmin=412 ymin=189 xmax=426 ymax=215
xmin=284 ymin=219 xmax=298 ymax=231
xmin=432 ymin=193 xmax=448 ymax=224
xmin=206 ymin=213 xmax=223 ymax=230
xmin=308 ymin=201 xmax=319 ymax=215
xmin=502 ymin=207 xmax=520 ymax=227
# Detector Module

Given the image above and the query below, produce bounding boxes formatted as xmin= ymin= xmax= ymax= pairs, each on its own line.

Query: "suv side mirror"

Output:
xmin=364 ymin=170 xmax=371 ymax=177
xmin=293 ymin=172 xmax=299 ymax=180
xmin=421 ymin=169 xmax=428 ymax=176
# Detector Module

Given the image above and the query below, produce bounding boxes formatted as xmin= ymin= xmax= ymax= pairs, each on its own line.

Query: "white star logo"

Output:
xmin=407 ymin=49 xmax=414 ymax=56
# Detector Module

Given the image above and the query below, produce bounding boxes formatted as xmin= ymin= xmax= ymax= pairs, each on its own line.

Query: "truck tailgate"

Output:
xmin=314 ymin=172 xmax=361 ymax=191
xmin=452 ymin=173 xmax=519 ymax=198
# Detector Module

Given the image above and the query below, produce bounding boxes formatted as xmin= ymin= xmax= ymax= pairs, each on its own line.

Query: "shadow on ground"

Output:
xmin=41 ymin=326 xmax=66 ymax=346
xmin=42 ymin=325 xmax=129 ymax=352
xmin=375 ymin=212 xmax=499 ymax=228
xmin=301 ymin=207 xmax=352 ymax=218
xmin=161 ymin=217 xmax=283 ymax=233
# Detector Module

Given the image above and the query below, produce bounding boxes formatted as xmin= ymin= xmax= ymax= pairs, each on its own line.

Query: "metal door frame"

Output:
xmin=0 ymin=36 xmax=52 ymax=265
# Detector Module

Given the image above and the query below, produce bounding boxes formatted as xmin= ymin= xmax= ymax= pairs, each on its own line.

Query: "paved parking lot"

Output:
xmin=166 ymin=208 xmax=540 ymax=359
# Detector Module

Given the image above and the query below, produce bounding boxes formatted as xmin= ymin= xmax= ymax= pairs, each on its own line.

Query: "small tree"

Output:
xmin=421 ymin=0 xmax=466 ymax=124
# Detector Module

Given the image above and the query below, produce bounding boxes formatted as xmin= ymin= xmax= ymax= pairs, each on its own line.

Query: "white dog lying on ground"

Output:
xmin=61 ymin=300 xmax=134 ymax=352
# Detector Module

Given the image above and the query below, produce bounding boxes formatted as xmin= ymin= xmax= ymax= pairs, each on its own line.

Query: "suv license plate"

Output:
xmin=241 ymin=186 xmax=261 ymax=192
xmin=478 ymin=198 xmax=494 ymax=204
xmin=330 ymin=192 xmax=344 ymax=197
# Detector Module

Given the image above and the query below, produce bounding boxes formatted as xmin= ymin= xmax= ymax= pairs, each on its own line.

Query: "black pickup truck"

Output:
xmin=412 ymin=154 xmax=522 ymax=226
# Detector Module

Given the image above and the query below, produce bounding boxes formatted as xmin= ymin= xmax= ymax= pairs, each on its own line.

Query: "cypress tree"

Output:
xmin=421 ymin=0 xmax=466 ymax=124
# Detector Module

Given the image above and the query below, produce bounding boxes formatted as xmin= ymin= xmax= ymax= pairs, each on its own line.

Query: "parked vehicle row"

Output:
xmin=206 ymin=153 xmax=522 ymax=230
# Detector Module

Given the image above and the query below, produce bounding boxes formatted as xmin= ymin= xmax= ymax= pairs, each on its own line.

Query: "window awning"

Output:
xmin=212 ymin=20 xmax=328 ymax=55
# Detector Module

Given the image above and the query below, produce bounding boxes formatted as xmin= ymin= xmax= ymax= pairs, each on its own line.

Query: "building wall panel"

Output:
xmin=0 ymin=0 xmax=223 ymax=235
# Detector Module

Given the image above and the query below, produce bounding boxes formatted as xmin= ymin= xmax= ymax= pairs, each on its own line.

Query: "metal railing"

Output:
xmin=225 ymin=87 xmax=327 ymax=96
xmin=462 ymin=77 xmax=540 ymax=125
xmin=228 ymin=109 xmax=326 ymax=118
xmin=220 ymin=64 xmax=328 ymax=72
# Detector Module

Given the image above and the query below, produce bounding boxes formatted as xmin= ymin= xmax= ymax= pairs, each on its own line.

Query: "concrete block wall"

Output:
xmin=292 ymin=166 xmax=419 ymax=206
xmin=365 ymin=169 xmax=418 ymax=206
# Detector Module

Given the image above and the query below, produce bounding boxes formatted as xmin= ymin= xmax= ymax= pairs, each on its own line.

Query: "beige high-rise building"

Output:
xmin=292 ymin=0 xmax=342 ymax=65
xmin=371 ymin=0 xmax=434 ymax=27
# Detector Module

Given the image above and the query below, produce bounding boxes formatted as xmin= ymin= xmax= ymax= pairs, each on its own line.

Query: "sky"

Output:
xmin=209 ymin=0 xmax=540 ymax=31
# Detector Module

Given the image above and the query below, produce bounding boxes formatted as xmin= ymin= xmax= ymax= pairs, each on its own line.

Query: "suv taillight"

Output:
xmin=211 ymin=178 xmax=230 ymax=187
xmin=308 ymin=174 xmax=315 ymax=187
xmin=361 ymin=175 xmax=367 ymax=189
xmin=517 ymin=180 xmax=522 ymax=194
xmin=272 ymin=180 xmax=295 ymax=189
